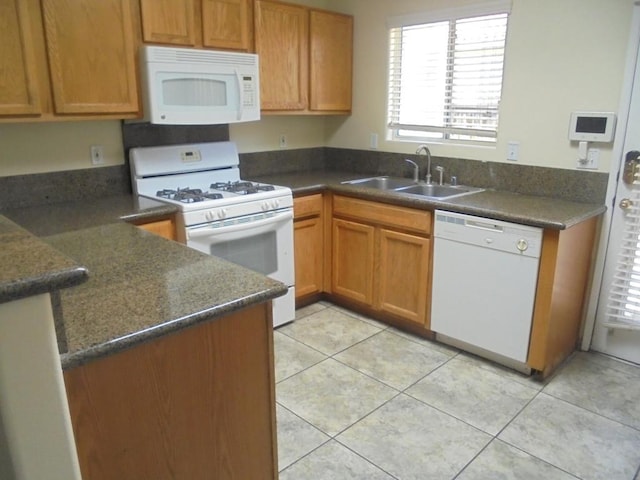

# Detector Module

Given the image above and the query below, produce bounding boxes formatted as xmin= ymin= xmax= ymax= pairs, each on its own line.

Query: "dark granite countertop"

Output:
xmin=47 ymin=223 xmax=286 ymax=370
xmin=0 ymin=216 xmax=88 ymax=304
xmin=2 ymin=194 xmax=286 ymax=370
xmin=3 ymin=194 xmax=177 ymax=237
xmin=249 ymin=171 xmax=606 ymax=230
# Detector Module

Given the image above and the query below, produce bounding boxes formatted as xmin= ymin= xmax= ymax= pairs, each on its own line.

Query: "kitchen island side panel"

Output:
xmin=63 ymin=302 xmax=278 ymax=480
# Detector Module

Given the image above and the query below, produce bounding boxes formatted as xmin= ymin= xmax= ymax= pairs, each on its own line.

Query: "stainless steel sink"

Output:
xmin=395 ymin=184 xmax=484 ymax=199
xmin=342 ymin=176 xmax=417 ymax=190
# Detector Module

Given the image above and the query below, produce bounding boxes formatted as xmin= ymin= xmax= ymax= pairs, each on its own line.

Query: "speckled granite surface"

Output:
xmin=45 ymin=223 xmax=286 ymax=370
xmin=2 ymin=194 xmax=286 ymax=370
xmin=248 ymin=171 xmax=606 ymax=230
xmin=3 ymin=195 xmax=177 ymax=237
xmin=0 ymin=216 xmax=87 ymax=304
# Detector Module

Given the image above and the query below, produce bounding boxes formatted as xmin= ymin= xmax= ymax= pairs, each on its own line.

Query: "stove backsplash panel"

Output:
xmin=121 ymin=122 xmax=229 ymax=158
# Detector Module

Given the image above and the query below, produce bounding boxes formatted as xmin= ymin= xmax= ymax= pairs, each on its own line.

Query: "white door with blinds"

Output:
xmin=592 ymin=7 xmax=640 ymax=364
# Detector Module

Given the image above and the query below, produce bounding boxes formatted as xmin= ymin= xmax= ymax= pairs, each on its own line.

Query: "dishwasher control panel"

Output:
xmin=434 ymin=211 xmax=542 ymax=258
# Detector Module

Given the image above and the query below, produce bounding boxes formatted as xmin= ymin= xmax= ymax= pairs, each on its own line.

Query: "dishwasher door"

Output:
xmin=430 ymin=211 xmax=543 ymax=364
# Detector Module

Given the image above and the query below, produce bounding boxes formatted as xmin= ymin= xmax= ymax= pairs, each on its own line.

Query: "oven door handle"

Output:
xmin=186 ymin=210 xmax=293 ymax=240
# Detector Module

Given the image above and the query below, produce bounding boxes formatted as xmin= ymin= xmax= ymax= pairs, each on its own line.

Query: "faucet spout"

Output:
xmin=404 ymin=159 xmax=419 ymax=182
xmin=416 ymin=145 xmax=432 ymax=184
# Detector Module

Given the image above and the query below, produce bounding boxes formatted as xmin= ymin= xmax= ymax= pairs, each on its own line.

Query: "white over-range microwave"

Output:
xmin=139 ymin=45 xmax=260 ymax=125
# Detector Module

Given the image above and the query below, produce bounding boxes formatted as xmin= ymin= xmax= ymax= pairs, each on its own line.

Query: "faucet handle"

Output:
xmin=434 ymin=166 xmax=444 ymax=186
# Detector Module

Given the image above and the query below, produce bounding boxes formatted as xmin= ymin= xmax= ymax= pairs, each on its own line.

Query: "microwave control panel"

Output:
xmin=242 ymin=75 xmax=258 ymax=107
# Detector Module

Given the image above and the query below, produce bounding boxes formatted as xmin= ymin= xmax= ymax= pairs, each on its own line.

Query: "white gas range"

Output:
xmin=130 ymin=141 xmax=295 ymax=327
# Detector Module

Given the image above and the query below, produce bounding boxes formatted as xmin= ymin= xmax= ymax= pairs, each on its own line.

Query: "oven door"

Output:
xmin=185 ymin=209 xmax=295 ymax=326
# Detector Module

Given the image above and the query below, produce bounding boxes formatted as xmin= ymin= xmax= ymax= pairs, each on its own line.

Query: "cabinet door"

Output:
xmin=41 ymin=0 xmax=139 ymax=114
xmin=0 ymin=0 xmax=41 ymax=115
xmin=294 ymin=216 xmax=323 ymax=299
xmin=140 ymin=0 xmax=196 ymax=46
xmin=202 ymin=0 xmax=252 ymax=51
xmin=254 ymin=0 xmax=308 ymax=110
xmin=378 ymin=229 xmax=430 ymax=324
xmin=332 ymin=218 xmax=375 ymax=305
xmin=309 ymin=10 xmax=353 ymax=112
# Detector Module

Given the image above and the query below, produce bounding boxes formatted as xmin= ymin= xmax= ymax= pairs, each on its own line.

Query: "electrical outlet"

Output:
xmin=279 ymin=134 xmax=287 ymax=148
xmin=90 ymin=145 xmax=104 ymax=165
xmin=507 ymin=141 xmax=519 ymax=161
xmin=578 ymin=148 xmax=599 ymax=170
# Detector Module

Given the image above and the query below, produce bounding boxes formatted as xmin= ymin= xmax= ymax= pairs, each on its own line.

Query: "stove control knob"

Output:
xmin=271 ymin=199 xmax=280 ymax=209
xmin=218 ymin=209 xmax=227 ymax=219
xmin=205 ymin=211 xmax=214 ymax=221
xmin=262 ymin=201 xmax=270 ymax=211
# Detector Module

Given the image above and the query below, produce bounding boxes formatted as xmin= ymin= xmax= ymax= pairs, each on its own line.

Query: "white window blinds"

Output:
xmin=606 ymin=170 xmax=640 ymax=331
xmin=387 ymin=11 xmax=508 ymax=143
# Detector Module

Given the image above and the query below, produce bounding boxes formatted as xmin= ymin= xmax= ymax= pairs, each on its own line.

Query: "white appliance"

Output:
xmin=430 ymin=210 xmax=542 ymax=372
xmin=130 ymin=141 xmax=295 ymax=327
xmin=140 ymin=45 xmax=260 ymax=125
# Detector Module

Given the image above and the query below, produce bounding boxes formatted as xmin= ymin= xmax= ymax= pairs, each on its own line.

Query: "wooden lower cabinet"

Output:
xmin=293 ymin=194 xmax=326 ymax=304
xmin=294 ymin=216 xmax=324 ymax=297
xmin=331 ymin=218 xmax=375 ymax=305
xmin=378 ymin=229 xmax=430 ymax=324
xmin=63 ymin=303 xmax=278 ymax=480
xmin=331 ymin=195 xmax=432 ymax=325
xmin=527 ymin=216 xmax=599 ymax=377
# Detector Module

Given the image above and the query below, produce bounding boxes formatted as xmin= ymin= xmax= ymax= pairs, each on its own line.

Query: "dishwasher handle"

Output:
xmin=464 ymin=219 xmax=504 ymax=232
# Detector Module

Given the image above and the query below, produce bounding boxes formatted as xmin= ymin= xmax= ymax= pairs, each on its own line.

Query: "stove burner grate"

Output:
xmin=156 ymin=188 xmax=223 ymax=203
xmin=210 ymin=181 xmax=276 ymax=195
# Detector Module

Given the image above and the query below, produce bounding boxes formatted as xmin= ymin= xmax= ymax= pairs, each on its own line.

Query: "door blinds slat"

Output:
xmin=605 ymin=173 xmax=640 ymax=330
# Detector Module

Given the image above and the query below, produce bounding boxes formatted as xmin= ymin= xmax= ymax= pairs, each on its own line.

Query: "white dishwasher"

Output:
xmin=431 ymin=210 xmax=543 ymax=369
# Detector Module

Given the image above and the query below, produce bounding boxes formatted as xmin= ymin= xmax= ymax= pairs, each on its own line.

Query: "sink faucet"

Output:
xmin=416 ymin=145 xmax=432 ymax=184
xmin=404 ymin=159 xmax=419 ymax=182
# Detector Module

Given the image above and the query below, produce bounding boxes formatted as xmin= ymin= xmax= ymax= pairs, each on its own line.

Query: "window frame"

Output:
xmin=386 ymin=1 xmax=511 ymax=146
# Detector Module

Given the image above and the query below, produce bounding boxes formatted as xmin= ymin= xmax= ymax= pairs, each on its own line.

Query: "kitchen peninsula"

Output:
xmin=0 ymin=195 xmax=286 ymax=480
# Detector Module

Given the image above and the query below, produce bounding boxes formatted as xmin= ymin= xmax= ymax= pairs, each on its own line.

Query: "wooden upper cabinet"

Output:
xmin=139 ymin=0 xmax=253 ymax=51
xmin=254 ymin=0 xmax=309 ymax=110
xmin=254 ymin=1 xmax=353 ymax=114
xmin=41 ymin=0 xmax=139 ymax=115
xmin=140 ymin=0 xmax=196 ymax=46
xmin=202 ymin=0 xmax=253 ymax=51
xmin=309 ymin=10 xmax=353 ymax=112
xmin=0 ymin=0 xmax=42 ymax=116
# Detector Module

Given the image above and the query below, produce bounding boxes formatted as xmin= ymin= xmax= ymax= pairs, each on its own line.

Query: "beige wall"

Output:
xmin=0 ymin=0 xmax=633 ymax=177
xmin=325 ymin=0 xmax=633 ymax=172
xmin=0 ymin=121 xmax=124 ymax=177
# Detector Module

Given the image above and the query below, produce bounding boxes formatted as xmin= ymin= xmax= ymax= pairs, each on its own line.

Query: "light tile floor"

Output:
xmin=275 ymin=302 xmax=640 ymax=480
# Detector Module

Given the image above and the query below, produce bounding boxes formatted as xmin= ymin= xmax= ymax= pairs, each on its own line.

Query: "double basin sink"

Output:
xmin=342 ymin=176 xmax=483 ymax=200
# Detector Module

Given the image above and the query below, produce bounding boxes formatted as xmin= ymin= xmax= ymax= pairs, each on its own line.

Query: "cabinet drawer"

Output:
xmin=294 ymin=193 xmax=323 ymax=219
xmin=333 ymin=195 xmax=431 ymax=235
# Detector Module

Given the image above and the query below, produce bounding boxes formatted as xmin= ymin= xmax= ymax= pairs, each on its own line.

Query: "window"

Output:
xmin=387 ymin=6 xmax=509 ymax=144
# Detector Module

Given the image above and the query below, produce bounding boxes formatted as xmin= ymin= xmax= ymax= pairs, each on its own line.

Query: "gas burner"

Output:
xmin=210 ymin=181 xmax=276 ymax=195
xmin=156 ymin=188 xmax=223 ymax=203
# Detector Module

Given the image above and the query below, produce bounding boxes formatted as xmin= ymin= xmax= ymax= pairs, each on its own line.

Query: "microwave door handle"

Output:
xmin=187 ymin=210 xmax=293 ymax=240
xmin=235 ymin=69 xmax=244 ymax=121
